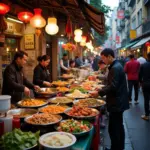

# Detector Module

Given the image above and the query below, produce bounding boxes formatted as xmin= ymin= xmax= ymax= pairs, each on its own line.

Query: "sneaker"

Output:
xmin=141 ymin=115 xmax=149 ymax=121
xmin=134 ymin=101 xmax=139 ymax=104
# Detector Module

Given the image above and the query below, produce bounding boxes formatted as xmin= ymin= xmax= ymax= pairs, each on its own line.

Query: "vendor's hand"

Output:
xmin=89 ymin=91 xmax=99 ymax=98
xmin=43 ymin=81 xmax=51 ymax=87
xmin=34 ymin=85 xmax=40 ymax=91
xmin=24 ymin=87 xmax=30 ymax=97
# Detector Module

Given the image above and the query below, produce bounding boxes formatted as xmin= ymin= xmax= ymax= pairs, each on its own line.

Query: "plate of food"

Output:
xmin=39 ymin=105 xmax=68 ymax=114
xmin=55 ymin=119 xmax=93 ymax=137
xmin=56 ymin=87 xmax=70 ymax=93
xmin=64 ymin=106 xmax=99 ymax=119
xmin=52 ymin=80 xmax=69 ymax=87
xmin=7 ymin=108 xmax=38 ymax=119
xmin=36 ymin=88 xmax=58 ymax=95
xmin=17 ymin=99 xmax=48 ymax=108
xmin=39 ymin=132 xmax=76 ymax=150
xmin=25 ymin=113 xmax=62 ymax=126
xmin=73 ymin=98 xmax=106 ymax=108
xmin=59 ymin=74 xmax=75 ymax=79
xmin=66 ymin=89 xmax=89 ymax=99
xmin=49 ymin=97 xmax=73 ymax=104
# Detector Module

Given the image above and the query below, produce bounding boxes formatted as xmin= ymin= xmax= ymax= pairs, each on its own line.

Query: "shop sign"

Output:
xmin=116 ymin=35 xmax=120 ymax=44
xmin=6 ymin=22 xmax=14 ymax=33
xmin=24 ymin=34 xmax=35 ymax=50
xmin=117 ymin=10 xmax=124 ymax=19
xmin=130 ymin=30 xmax=136 ymax=39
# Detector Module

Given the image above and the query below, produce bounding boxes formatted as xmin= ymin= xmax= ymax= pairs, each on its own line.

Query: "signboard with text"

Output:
xmin=24 ymin=34 xmax=35 ymax=50
xmin=117 ymin=10 xmax=124 ymax=19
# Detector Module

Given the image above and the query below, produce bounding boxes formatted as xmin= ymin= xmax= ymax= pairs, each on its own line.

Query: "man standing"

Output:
xmin=124 ymin=54 xmax=140 ymax=104
xmin=139 ymin=52 xmax=150 ymax=121
xmin=60 ymin=53 xmax=70 ymax=75
xmin=91 ymin=48 xmax=129 ymax=150
xmin=2 ymin=51 xmax=40 ymax=104
xmin=137 ymin=54 xmax=146 ymax=65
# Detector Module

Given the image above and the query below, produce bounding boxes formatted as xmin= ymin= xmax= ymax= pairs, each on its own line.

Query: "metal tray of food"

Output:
xmin=17 ymin=99 xmax=48 ymax=108
xmin=7 ymin=108 xmax=38 ymax=119
xmin=24 ymin=113 xmax=62 ymax=126
xmin=64 ymin=107 xmax=99 ymax=120
xmin=49 ymin=97 xmax=74 ymax=104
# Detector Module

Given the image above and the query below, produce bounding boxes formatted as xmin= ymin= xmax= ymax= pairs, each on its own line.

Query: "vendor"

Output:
xmin=60 ymin=53 xmax=70 ymax=75
xmin=2 ymin=51 xmax=40 ymax=104
xmin=33 ymin=55 xmax=51 ymax=87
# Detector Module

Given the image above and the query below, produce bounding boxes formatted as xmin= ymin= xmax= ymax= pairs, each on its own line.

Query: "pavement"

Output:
xmin=99 ymin=90 xmax=150 ymax=150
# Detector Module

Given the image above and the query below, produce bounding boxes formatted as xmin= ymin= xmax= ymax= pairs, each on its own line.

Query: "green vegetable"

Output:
xmin=0 ymin=129 xmax=40 ymax=150
xmin=70 ymin=87 xmax=88 ymax=93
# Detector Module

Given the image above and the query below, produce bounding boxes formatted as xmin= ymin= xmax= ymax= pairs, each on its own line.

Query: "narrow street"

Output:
xmin=101 ymin=90 xmax=150 ymax=150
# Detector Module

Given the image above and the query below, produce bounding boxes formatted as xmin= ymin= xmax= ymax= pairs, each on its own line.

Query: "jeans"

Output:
xmin=109 ymin=112 xmax=125 ymax=150
xmin=128 ymin=80 xmax=139 ymax=101
xmin=142 ymin=87 xmax=150 ymax=116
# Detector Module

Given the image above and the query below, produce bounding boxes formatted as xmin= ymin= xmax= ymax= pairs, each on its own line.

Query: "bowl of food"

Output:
xmin=39 ymin=132 xmax=76 ymax=150
xmin=17 ymin=99 xmax=48 ymax=108
xmin=7 ymin=108 xmax=38 ymax=120
xmin=36 ymin=88 xmax=58 ymax=95
xmin=25 ymin=113 xmax=62 ymax=126
xmin=73 ymin=98 xmax=106 ymax=108
xmin=64 ymin=106 xmax=99 ymax=120
xmin=49 ymin=97 xmax=73 ymax=105
xmin=55 ymin=119 xmax=93 ymax=137
xmin=39 ymin=105 xmax=68 ymax=115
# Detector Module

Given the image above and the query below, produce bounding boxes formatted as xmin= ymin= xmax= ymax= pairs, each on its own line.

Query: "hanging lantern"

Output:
xmin=18 ymin=11 xmax=33 ymax=23
xmin=45 ymin=17 xmax=59 ymax=35
xmin=35 ymin=28 xmax=41 ymax=36
xmin=80 ymin=36 xmax=87 ymax=46
xmin=30 ymin=8 xmax=46 ymax=28
xmin=0 ymin=3 xmax=10 ymax=15
xmin=74 ymin=35 xmax=82 ymax=42
xmin=74 ymin=29 xmax=82 ymax=36
xmin=0 ymin=3 xmax=10 ymax=33
xmin=145 ymin=42 xmax=150 ymax=47
xmin=65 ymin=18 xmax=72 ymax=39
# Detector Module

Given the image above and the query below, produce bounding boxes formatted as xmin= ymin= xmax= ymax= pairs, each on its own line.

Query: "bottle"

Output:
xmin=0 ymin=120 xmax=4 ymax=136
xmin=12 ymin=116 xmax=20 ymax=129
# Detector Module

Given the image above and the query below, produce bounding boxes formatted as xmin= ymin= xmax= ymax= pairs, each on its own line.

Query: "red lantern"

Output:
xmin=18 ymin=11 xmax=33 ymax=23
xmin=65 ymin=18 xmax=72 ymax=39
xmin=0 ymin=3 xmax=10 ymax=15
xmin=145 ymin=42 xmax=150 ymax=47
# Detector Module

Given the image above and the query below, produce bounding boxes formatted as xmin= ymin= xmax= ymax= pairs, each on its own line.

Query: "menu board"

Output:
xmin=24 ymin=34 xmax=35 ymax=49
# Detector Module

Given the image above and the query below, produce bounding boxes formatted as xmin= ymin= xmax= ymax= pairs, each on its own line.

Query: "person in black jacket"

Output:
xmin=2 ymin=51 xmax=40 ymax=104
xmin=33 ymin=55 xmax=51 ymax=87
xmin=139 ymin=52 xmax=150 ymax=121
xmin=91 ymin=48 xmax=129 ymax=150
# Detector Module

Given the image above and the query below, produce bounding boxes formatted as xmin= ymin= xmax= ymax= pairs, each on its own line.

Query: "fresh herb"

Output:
xmin=0 ymin=129 xmax=40 ymax=150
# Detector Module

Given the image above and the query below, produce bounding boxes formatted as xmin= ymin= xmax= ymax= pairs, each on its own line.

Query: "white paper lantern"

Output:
xmin=74 ymin=29 xmax=82 ymax=36
xmin=74 ymin=35 xmax=82 ymax=42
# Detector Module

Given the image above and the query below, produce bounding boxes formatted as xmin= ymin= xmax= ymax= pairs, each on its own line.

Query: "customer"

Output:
xmin=91 ymin=48 xmax=129 ymax=150
xmin=60 ymin=53 xmax=70 ymax=75
xmin=91 ymin=49 xmax=129 ymax=150
xmin=92 ymin=54 xmax=100 ymax=71
xmin=139 ymin=52 xmax=150 ymax=121
xmin=2 ymin=51 xmax=40 ymax=104
xmin=124 ymin=54 xmax=140 ymax=104
xmin=33 ymin=55 xmax=51 ymax=87
xmin=137 ymin=54 xmax=146 ymax=65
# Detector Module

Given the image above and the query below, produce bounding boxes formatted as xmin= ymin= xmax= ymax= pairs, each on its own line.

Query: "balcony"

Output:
xmin=119 ymin=2 xmax=125 ymax=9
xmin=117 ymin=26 xmax=122 ymax=32
xmin=120 ymin=20 xmax=125 ymax=28
xmin=124 ymin=10 xmax=130 ymax=19
xmin=142 ymin=20 xmax=150 ymax=34
xmin=144 ymin=0 xmax=150 ymax=5
xmin=128 ymin=0 xmax=136 ymax=7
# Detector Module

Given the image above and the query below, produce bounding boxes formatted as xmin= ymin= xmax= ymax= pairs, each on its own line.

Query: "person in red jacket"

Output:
xmin=124 ymin=54 xmax=140 ymax=104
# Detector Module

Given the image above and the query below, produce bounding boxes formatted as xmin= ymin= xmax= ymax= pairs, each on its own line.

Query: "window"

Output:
xmin=137 ymin=9 xmax=142 ymax=26
xmin=131 ymin=16 xmax=136 ymax=29
xmin=147 ymin=6 xmax=150 ymax=20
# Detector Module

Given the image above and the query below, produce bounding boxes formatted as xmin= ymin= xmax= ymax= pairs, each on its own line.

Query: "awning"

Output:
xmin=131 ymin=36 xmax=150 ymax=49
xmin=123 ymin=40 xmax=139 ymax=49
